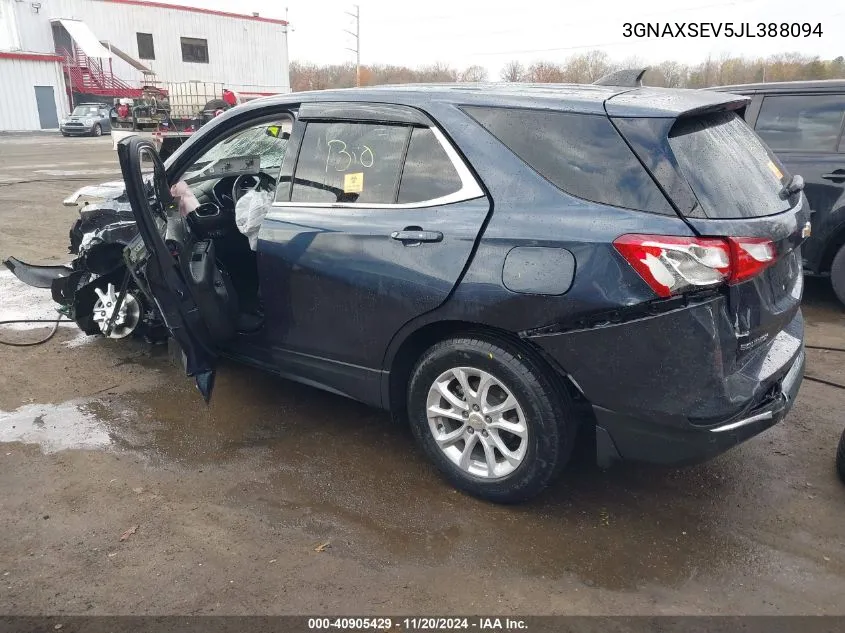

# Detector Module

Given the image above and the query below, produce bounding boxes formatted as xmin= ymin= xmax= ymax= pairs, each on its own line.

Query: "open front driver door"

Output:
xmin=117 ymin=136 xmax=238 ymax=402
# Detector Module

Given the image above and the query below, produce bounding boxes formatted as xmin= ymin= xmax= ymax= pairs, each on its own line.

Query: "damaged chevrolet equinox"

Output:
xmin=7 ymin=77 xmax=808 ymax=503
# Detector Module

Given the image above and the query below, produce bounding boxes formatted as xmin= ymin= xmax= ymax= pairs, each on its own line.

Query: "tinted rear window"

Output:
xmin=668 ymin=111 xmax=791 ymax=219
xmin=463 ymin=106 xmax=672 ymax=214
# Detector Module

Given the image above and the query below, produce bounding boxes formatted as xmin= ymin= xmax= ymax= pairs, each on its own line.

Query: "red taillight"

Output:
xmin=613 ymin=234 xmax=776 ymax=298
xmin=727 ymin=237 xmax=776 ymax=283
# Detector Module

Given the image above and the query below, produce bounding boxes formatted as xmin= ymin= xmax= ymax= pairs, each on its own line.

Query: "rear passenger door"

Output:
xmin=258 ymin=103 xmax=489 ymax=402
xmin=752 ymin=93 xmax=845 ymax=272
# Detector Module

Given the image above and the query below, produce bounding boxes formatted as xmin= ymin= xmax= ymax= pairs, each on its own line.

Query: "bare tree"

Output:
xmin=500 ymin=60 xmax=525 ymax=82
xmin=460 ymin=65 xmax=489 ymax=82
xmin=583 ymin=50 xmax=613 ymax=82
xmin=525 ymin=61 xmax=564 ymax=83
xmin=289 ymin=52 xmax=845 ymax=92
xmin=649 ymin=61 xmax=688 ymax=88
xmin=418 ymin=62 xmax=459 ymax=82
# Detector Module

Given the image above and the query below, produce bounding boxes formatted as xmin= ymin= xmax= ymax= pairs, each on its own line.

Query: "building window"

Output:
xmin=180 ymin=37 xmax=209 ymax=64
xmin=136 ymin=32 xmax=155 ymax=60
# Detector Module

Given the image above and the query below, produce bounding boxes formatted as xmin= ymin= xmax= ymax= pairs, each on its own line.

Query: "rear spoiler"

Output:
xmin=604 ymin=86 xmax=750 ymax=119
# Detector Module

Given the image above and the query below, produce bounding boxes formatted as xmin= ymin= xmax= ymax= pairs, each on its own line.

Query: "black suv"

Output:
xmin=7 ymin=81 xmax=808 ymax=502
xmin=717 ymin=80 xmax=845 ymax=303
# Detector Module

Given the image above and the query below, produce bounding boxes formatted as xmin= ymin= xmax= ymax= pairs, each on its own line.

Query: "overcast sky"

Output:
xmin=181 ymin=0 xmax=842 ymax=77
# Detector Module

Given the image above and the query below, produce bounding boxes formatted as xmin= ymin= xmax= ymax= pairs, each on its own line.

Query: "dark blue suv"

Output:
xmin=19 ymin=81 xmax=809 ymax=503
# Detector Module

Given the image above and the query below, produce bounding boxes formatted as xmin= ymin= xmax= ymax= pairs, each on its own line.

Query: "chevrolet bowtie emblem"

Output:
xmin=801 ymin=222 xmax=812 ymax=239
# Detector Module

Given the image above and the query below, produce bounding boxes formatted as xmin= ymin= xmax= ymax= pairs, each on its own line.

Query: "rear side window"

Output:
xmin=754 ymin=94 xmax=845 ymax=152
xmin=463 ymin=106 xmax=672 ymax=214
xmin=291 ymin=121 xmax=409 ymax=204
xmin=669 ymin=111 xmax=790 ymax=219
xmin=397 ymin=128 xmax=462 ymax=203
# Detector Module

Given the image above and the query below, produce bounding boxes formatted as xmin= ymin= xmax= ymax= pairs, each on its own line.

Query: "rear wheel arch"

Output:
xmin=819 ymin=218 xmax=845 ymax=274
xmin=386 ymin=319 xmax=578 ymax=420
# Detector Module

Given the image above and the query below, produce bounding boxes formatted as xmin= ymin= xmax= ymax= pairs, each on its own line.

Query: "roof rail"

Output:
xmin=593 ymin=67 xmax=649 ymax=87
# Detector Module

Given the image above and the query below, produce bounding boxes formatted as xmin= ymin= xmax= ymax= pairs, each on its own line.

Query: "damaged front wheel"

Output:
xmin=92 ymin=283 xmax=142 ymax=339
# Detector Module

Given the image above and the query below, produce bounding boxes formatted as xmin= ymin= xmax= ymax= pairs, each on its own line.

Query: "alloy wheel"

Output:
xmin=426 ymin=366 xmax=528 ymax=479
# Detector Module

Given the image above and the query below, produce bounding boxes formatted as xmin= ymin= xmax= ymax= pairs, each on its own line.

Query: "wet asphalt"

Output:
xmin=0 ymin=134 xmax=843 ymax=615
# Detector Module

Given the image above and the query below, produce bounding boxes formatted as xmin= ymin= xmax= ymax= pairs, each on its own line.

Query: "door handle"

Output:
xmin=821 ymin=170 xmax=845 ymax=183
xmin=390 ymin=229 xmax=443 ymax=244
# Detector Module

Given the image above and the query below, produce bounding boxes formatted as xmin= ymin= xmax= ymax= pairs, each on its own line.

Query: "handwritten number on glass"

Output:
xmin=326 ymin=139 xmax=375 ymax=173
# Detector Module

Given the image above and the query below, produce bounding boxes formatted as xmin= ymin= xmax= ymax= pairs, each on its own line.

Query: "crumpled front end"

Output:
xmin=5 ymin=182 xmax=161 ymax=341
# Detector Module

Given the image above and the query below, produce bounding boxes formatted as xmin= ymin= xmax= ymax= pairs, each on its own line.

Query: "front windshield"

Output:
xmin=72 ymin=105 xmax=101 ymax=116
xmin=184 ymin=120 xmax=291 ymax=182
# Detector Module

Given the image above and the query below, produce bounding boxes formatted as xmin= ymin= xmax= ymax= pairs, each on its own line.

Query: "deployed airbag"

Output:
xmin=234 ymin=190 xmax=273 ymax=251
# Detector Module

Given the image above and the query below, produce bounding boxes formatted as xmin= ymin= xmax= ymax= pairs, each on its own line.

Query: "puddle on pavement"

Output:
xmin=0 ymin=270 xmax=94 ymax=348
xmin=0 ymin=400 xmax=113 ymax=452
xmin=1 ymin=354 xmax=757 ymax=592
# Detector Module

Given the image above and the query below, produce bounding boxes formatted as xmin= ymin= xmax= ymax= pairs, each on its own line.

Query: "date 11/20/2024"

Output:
xmin=307 ymin=617 xmax=528 ymax=630
xmin=623 ymin=22 xmax=823 ymax=38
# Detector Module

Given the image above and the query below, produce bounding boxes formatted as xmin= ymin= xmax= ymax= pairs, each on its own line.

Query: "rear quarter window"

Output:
xmin=462 ymin=106 xmax=673 ymax=214
xmin=754 ymin=94 xmax=845 ymax=152
xmin=669 ymin=111 xmax=791 ymax=219
xmin=397 ymin=127 xmax=463 ymax=204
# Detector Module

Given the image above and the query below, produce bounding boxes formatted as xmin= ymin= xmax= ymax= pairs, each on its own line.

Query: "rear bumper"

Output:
xmin=593 ymin=349 xmax=803 ymax=466
xmin=529 ymin=297 xmax=805 ymax=465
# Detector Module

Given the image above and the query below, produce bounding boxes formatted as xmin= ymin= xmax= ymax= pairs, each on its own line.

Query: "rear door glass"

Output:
xmin=397 ymin=128 xmax=462 ymax=203
xmin=754 ymin=94 xmax=845 ymax=152
xmin=668 ymin=111 xmax=791 ymax=219
xmin=291 ymin=121 xmax=409 ymax=204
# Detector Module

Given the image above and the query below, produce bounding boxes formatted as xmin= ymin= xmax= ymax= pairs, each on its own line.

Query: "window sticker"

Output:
xmin=344 ymin=172 xmax=364 ymax=193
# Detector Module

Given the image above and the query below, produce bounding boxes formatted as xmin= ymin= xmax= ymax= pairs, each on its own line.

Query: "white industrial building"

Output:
xmin=0 ymin=0 xmax=290 ymax=131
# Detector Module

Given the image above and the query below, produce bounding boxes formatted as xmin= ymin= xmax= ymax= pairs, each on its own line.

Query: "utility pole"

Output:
xmin=344 ymin=4 xmax=360 ymax=87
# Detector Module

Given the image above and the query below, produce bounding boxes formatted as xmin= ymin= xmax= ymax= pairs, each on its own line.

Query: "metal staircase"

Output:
xmin=59 ymin=47 xmax=143 ymax=98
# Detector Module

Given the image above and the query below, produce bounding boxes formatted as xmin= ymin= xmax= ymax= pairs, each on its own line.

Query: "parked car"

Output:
xmin=838 ymin=427 xmax=845 ymax=483
xmin=715 ymin=80 xmax=845 ymax=304
xmin=7 ymin=83 xmax=808 ymax=503
xmin=60 ymin=103 xmax=111 ymax=137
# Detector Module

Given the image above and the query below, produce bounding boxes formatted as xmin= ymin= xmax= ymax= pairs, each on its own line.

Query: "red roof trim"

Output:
xmin=102 ymin=0 xmax=288 ymax=25
xmin=0 ymin=51 xmax=64 ymax=62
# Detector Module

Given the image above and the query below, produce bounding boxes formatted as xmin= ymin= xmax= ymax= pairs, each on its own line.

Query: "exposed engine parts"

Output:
xmin=2 ymin=183 xmax=165 ymax=343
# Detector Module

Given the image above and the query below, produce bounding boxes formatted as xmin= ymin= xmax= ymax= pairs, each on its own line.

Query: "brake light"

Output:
xmin=729 ymin=238 xmax=776 ymax=283
xmin=613 ymin=234 xmax=776 ymax=298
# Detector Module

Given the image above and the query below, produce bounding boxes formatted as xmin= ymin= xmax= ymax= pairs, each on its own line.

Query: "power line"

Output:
xmin=365 ymin=0 xmax=761 ymax=38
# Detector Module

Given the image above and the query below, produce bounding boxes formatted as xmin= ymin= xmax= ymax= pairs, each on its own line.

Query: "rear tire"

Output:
xmin=831 ymin=244 xmax=845 ymax=307
xmin=91 ymin=124 xmax=102 ymax=137
xmin=407 ymin=336 xmax=575 ymax=503
xmin=836 ymin=427 xmax=845 ymax=484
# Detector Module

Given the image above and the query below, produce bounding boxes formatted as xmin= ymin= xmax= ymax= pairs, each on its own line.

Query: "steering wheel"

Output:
xmin=232 ymin=172 xmax=276 ymax=203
